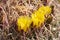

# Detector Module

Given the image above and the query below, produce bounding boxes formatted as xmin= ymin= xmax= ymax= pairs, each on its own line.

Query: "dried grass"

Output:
xmin=0 ymin=0 xmax=60 ymax=40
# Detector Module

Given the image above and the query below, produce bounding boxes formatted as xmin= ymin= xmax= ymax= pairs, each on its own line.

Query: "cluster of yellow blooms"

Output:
xmin=17 ymin=16 xmax=32 ymax=32
xmin=17 ymin=6 xmax=52 ymax=32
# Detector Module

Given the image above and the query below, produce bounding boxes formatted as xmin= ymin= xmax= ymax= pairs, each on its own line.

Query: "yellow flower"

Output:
xmin=38 ymin=6 xmax=51 ymax=16
xmin=31 ymin=11 xmax=45 ymax=28
xmin=31 ymin=6 xmax=51 ymax=28
xmin=17 ymin=16 xmax=32 ymax=32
